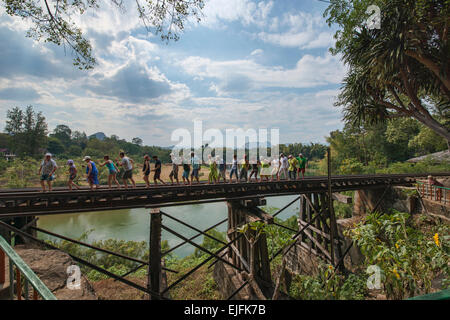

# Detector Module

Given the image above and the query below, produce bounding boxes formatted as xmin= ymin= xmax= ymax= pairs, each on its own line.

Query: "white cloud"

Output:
xmin=177 ymin=52 xmax=345 ymax=93
xmin=201 ymin=0 xmax=274 ymax=28
xmin=250 ymin=49 xmax=263 ymax=56
xmin=256 ymin=11 xmax=335 ymax=49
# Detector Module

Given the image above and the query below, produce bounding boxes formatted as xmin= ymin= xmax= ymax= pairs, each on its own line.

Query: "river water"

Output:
xmin=37 ymin=195 xmax=300 ymax=258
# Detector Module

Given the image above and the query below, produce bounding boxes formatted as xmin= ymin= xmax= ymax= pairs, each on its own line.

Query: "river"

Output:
xmin=37 ymin=195 xmax=300 ymax=258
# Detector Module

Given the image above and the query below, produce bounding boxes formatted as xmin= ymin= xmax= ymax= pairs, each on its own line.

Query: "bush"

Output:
xmin=347 ymin=211 xmax=450 ymax=299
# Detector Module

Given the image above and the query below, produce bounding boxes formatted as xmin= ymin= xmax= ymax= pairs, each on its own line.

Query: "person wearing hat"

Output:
xmin=83 ymin=156 xmax=100 ymax=190
xmin=39 ymin=153 xmax=58 ymax=192
xmin=296 ymin=153 xmax=307 ymax=179
xmin=67 ymin=159 xmax=80 ymax=191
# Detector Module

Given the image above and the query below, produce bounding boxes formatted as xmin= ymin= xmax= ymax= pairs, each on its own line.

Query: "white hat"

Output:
xmin=83 ymin=156 xmax=91 ymax=161
xmin=45 ymin=152 xmax=52 ymax=157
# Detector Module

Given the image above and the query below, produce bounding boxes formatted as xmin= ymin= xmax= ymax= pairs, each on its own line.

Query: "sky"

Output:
xmin=0 ymin=0 xmax=347 ymax=147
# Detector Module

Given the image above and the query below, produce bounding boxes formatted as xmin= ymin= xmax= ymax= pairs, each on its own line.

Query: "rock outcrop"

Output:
xmin=14 ymin=245 xmax=97 ymax=300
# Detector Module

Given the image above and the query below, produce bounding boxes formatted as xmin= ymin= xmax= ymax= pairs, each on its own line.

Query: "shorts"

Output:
xmin=288 ymin=170 xmax=297 ymax=180
xmin=87 ymin=173 xmax=99 ymax=185
xmin=191 ymin=168 xmax=199 ymax=178
xmin=169 ymin=168 xmax=178 ymax=179
xmin=69 ymin=174 xmax=77 ymax=181
xmin=239 ymin=169 xmax=248 ymax=181
xmin=123 ymin=170 xmax=133 ymax=180
xmin=154 ymin=169 xmax=161 ymax=180
xmin=143 ymin=170 xmax=150 ymax=176
xmin=109 ymin=169 xmax=117 ymax=175
xmin=182 ymin=170 xmax=190 ymax=179
xmin=298 ymin=168 xmax=305 ymax=174
xmin=40 ymin=174 xmax=54 ymax=181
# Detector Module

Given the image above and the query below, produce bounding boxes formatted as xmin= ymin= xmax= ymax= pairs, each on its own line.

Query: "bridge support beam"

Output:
xmin=221 ymin=199 xmax=272 ymax=298
xmin=148 ymin=208 xmax=162 ymax=300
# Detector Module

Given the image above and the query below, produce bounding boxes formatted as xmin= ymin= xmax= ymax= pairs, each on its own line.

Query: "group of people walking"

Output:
xmin=38 ymin=151 xmax=307 ymax=192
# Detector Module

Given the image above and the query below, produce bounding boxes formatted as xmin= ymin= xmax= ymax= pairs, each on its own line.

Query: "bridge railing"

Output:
xmin=416 ymin=180 xmax=450 ymax=206
xmin=0 ymin=235 xmax=56 ymax=300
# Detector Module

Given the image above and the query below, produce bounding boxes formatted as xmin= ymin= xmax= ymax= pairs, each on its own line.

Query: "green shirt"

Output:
xmin=297 ymin=157 xmax=307 ymax=169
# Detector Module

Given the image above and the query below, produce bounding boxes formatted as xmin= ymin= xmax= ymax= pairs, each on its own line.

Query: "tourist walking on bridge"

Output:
xmin=296 ymin=153 xmax=307 ymax=179
xmin=260 ymin=158 xmax=271 ymax=182
xmin=270 ymin=156 xmax=279 ymax=181
xmin=217 ymin=156 xmax=227 ymax=183
xmin=239 ymin=155 xmax=250 ymax=182
xmin=182 ymin=161 xmax=190 ymax=185
xmin=248 ymin=158 xmax=260 ymax=182
xmin=142 ymin=154 xmax=151 ymax=187
xmin=288 ymin=155 xmax=298 ymax=180
xmin=169 ymin=154 xmax=180 ymax=185
xmin=278 ymin=153 xmax=288 ymax=180
xmin=83 ymin=156 xmax=100 ymax=190
xmin=229 ymin=154 xmax=238 ymax=183
xmin=67 ymin=159 xmax=80 ymax=191
xmin=39 ymin=153 xmax=58 ymax=192
xmin=100 ymin=155 xmax=121 ymax=189
xmin=190 ymin=152 xmax=200 ymax=185
xmin=152 ymin=155 xmax=166 ymax=185
xmin=207 ymin=155 xmax=218 ymax=184
xmin=117 ymin=152 xmax=136 ymax=189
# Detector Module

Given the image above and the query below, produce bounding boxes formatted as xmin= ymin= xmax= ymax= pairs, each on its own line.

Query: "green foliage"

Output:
xmin=5 ymin=158 xmax=39 ymax=188
xmin=325 ymin=0 xmax=450 ymax=145
xmin=289 ymin=264 xmax=368 ymax=300
xmin=4 ymin=106 xmax=48 ymax=157
xmin=194 ymin=229 xmax=226 ymax=258
xmin=348 ymin=211 xmax=450 ymax=299
xmin=2 ymin=0 xmax=205 ymax=69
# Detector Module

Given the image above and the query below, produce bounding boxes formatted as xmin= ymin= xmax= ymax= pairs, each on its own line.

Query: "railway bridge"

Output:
xmin=0 ymin=172 xmax=449 ymax=300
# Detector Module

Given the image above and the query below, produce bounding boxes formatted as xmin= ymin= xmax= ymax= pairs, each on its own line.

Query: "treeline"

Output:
xmin=327 ymin=117 xmax=448 ymax=174
xmin=0 ymin=106 xmax=172 ymax=163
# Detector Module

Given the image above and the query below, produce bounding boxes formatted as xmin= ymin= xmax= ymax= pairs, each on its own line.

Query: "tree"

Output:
xmin=2 ymin=0 xmax=205 ymax=69
xmin=50 ymin=124 xmax=72 ymax=145
xmin=47 ymin=136 xmax=66 ymax=155
xmin=72 ymin=131 xmax=88 ymax=149
xmin=325 ymin=0 xmax=450 ymax=148
xmin=4 ymin=105 xmax=48 ymax=157
xmin=132 ymin=137 xmax=143 ymax=146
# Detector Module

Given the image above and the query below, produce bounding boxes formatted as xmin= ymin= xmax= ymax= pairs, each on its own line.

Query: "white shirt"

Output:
xmin=280 ymin=156 xmax=288 ymax=169
xmin=121 ymin=157 xmax=133 ymax=171
xmin=41 ymin=159 xmax=57 ymax=175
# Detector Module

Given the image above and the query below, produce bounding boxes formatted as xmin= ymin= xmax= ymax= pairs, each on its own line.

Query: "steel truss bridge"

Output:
xmin=1 ymin=172 xmax=449 ymax=300
xmin=0 ymin=173 xmax=446 ymax=217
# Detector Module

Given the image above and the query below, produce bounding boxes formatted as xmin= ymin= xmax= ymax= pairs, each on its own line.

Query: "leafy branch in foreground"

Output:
xmin=2 ymin=0 xmax=205 ymax=69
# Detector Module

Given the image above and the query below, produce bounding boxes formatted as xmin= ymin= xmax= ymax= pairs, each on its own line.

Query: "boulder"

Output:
xmin=14 ymin=245 xmax=97 ymax=300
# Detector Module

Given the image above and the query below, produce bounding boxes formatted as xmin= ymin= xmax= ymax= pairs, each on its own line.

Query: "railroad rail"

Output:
xmin=0 ymin=173 xmax=449 ymax=217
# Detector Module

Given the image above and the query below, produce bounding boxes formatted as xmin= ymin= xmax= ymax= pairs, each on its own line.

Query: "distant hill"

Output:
xmin=89 ymin=132 xmax=107 ymax=141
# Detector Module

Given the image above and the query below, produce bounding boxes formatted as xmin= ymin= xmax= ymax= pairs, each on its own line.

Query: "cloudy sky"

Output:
xmin=0 ymin=0 xmax=347 ymax=147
